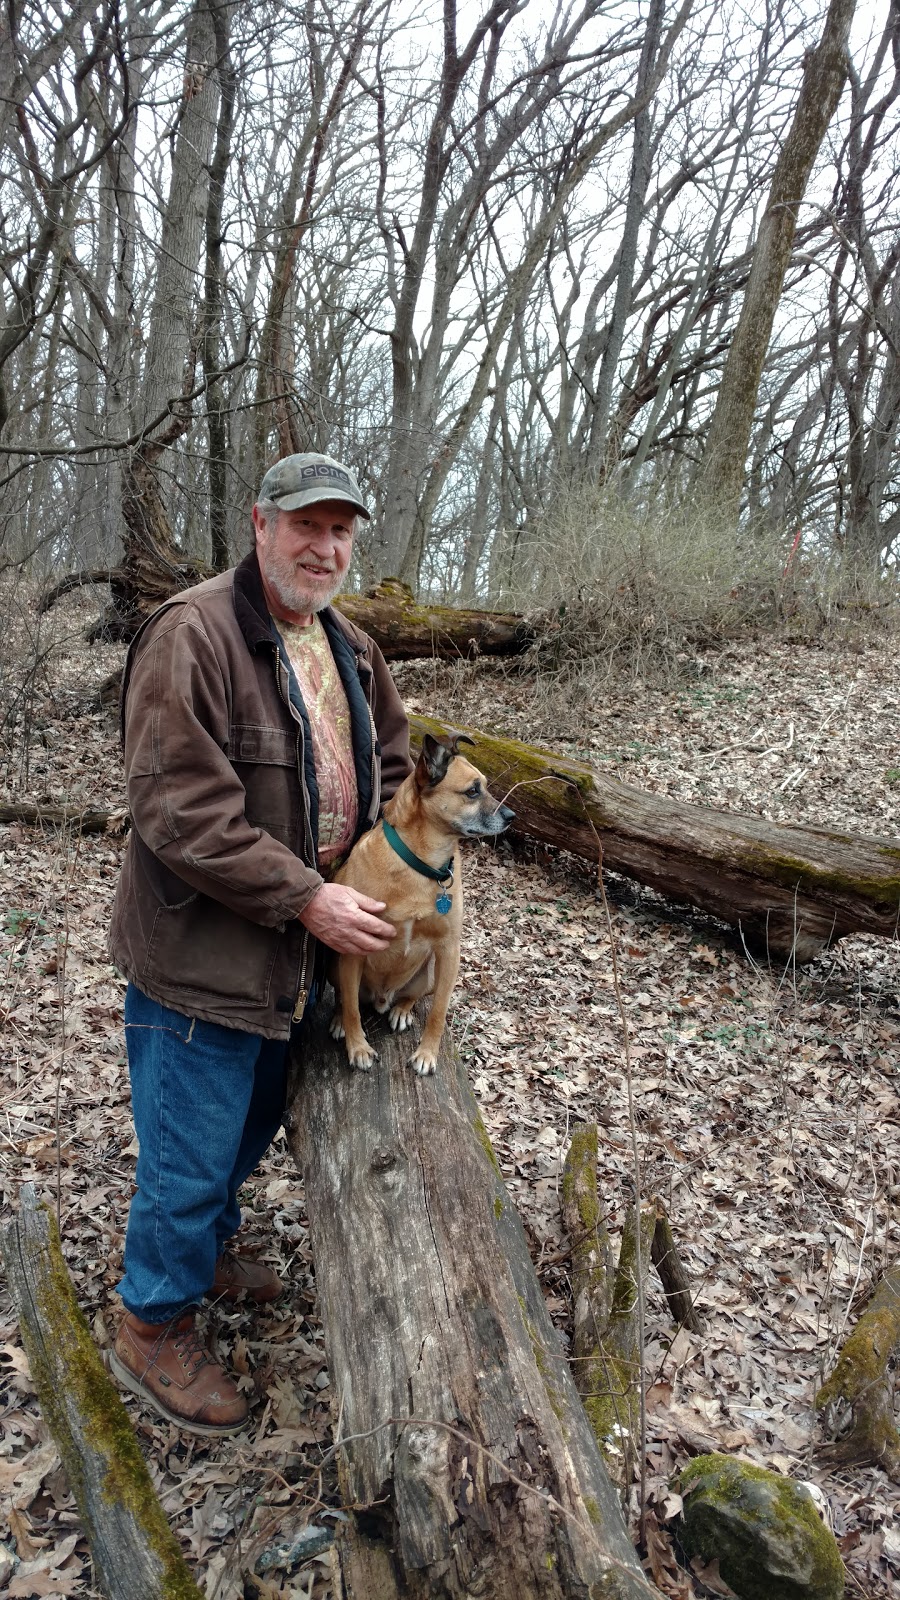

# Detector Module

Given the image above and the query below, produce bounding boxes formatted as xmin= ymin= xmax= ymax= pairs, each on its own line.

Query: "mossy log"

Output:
xmin=40 ymin=565 xmax=534 ymax=660
xmin=336 ymin=578 xmax=535 ymax=659
xmin=410 ymin=714 xmax=900 ymax=962
xmin=1 ymin=1185 xmax=202 ymax=1600
xmin=561 ymin=1130 xmax=701 ymax=1485
xmin=286 ymin=1005 xmax=659 ymax=1599
xmin=815 ymin=1266 xmax=900 ymax=1475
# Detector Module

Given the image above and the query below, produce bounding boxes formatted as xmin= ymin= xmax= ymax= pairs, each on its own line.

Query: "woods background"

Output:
xmin=1 ymin=0 xmax=898 ymax=615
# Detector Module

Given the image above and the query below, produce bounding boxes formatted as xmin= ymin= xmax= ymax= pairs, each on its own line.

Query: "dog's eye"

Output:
xmin=465 ymin=784 xmax=480 ymax=799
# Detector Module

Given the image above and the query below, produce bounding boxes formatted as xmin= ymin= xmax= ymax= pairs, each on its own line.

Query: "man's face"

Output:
xmin=253 ymin=498 xmax=355 ymax=621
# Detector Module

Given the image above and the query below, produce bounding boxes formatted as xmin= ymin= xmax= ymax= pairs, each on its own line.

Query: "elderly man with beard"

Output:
xmin=108 ymin=453 xmax=411 ymax=1434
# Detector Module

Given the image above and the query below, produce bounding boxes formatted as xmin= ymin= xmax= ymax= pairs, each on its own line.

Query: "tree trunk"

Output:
xmin=285 ymin=1006 xmax=658 ymax=1599
xmin=1 ymin=1186 xmax=203 ymax=1600
xmin=699 ymin=0 xmax=856 ymax=519
xmin=816 ymin=1266 xmax=900 ymax=1476
xmin=409 ymin=713 xmax=900 ymax=962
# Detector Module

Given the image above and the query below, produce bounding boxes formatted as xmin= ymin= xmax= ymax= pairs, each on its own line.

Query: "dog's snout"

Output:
xmin=497 ymin=804 xmax=515 ymax=828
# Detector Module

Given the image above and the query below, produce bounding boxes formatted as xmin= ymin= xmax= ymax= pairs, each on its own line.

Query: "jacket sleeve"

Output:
xmin=123 ymin=610 xmax=323 ymax=925
xmin=368 ymin=638 xmax=413 ymax=803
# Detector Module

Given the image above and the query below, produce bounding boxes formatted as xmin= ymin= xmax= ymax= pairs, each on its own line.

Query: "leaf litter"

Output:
xmin=1 ymin=602 xmax=899 ymax=1597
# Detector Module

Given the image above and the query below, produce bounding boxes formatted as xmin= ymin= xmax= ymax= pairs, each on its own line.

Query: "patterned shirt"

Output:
xmin=277 ymin=617 xmax=358 ymax=867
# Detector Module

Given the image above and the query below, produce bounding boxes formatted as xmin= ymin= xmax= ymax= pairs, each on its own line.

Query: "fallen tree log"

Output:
xmin=816 ymin=1266 xmax=900 ymax=1476
xmin=1 ymin=1185 xmax=203 ymax=1600
xmin=0 ymin=801 xmax=120 ymax=834
xmin=39 ymin=569 xmax=534 ymax=660
xmin=286 ymin=1005 xmax=659 ymax=1599
xmin=410 ymin=714 xmax=900 ymax=962
xmin=335 ymin=579 xmax=535 ymax=659
xmin=561 ymin=1128 xmax=701 ymax=1488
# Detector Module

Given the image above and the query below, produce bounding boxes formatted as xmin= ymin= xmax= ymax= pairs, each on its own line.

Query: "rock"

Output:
xmin=676 ymin=1453 xmax=844 ymax=1600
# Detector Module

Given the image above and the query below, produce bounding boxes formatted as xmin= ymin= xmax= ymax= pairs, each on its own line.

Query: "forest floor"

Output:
xmin=1 ymin=590 xmax=899 ymax=1599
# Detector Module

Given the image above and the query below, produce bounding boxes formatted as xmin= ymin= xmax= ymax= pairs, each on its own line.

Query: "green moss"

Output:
xmin=471 ymin=1109 xmax=501 ymax=1177
xmin=27 ymin=1206 xmax=202 ymax=1598
xmin=581 ymin=1351 xmax=637 ymax=1479
xmin=739 ymin=843 xmax=900 ymax=913
xmin=518 ymin=1297 xmax=566 ymax=1425
xmin=815 ymin=1302 xmax=900 ymax=1464
xmin=494 ymin=1195 xmax=504 ymax=1219
xmin=584 ymin=1495 xmax=601 ymax=1525
xmin=678 ymin=1454 xmax=844 ymax=1600
xmin=561 ymin=1125 xmax=600 ymax=1235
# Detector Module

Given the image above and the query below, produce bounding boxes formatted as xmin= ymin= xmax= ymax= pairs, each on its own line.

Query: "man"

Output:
xmin=108 ymin=452 xmax=411 ymax=1434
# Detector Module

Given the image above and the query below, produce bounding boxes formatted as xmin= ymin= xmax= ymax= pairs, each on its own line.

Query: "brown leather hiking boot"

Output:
xmin=210 ymin=1249 xmax=283 ymax=1305
xmin=110 ymin=1313 xmax=248 ymax=1435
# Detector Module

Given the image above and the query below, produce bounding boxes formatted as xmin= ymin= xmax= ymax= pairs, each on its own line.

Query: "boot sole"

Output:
xmin=108 ymin=1350 xmax=248 ymax=1437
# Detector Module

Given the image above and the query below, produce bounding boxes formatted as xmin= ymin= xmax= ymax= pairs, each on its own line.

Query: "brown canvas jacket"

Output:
xmin=109 ymin=550 xmax=412 ymax=1039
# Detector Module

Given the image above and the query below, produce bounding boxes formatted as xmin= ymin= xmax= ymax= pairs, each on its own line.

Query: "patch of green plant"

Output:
xmin=2 ymin=906 xmax=43 ymax=937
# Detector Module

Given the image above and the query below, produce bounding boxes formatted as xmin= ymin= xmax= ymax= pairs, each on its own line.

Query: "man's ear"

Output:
xmin=414 ymin=733 xmax=454 ymax=789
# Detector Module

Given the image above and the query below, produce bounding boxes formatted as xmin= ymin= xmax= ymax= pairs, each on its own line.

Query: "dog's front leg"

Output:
xmin=330 ymin=955 xmax=377 ymax=1070
xmin=409 ymin=942 xmax=460 ymax=1076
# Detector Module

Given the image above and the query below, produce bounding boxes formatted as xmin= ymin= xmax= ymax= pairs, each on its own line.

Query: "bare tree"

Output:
xmin=698 ymin=0 xmax=857 ymax=519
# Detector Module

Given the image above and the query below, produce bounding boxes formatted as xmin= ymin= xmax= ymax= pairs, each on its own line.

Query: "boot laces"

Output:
xmin=170 ymin=1322 xmax=212 ymax=1377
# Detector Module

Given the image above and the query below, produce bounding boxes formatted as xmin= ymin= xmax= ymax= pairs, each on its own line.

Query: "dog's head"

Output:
xmin=414 ymin=733 xmax=515 ymax=838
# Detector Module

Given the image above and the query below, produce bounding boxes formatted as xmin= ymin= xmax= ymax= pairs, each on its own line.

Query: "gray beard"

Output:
xmin=261 ymin=547 xmax=343 ymax=615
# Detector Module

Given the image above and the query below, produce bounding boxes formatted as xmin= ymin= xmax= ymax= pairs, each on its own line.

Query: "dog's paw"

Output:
xmin=389 ymin=1001 xmax=415 ymax=1033
xmin=348 ymin=1043 xmax=378 ymax=1071
xmin=409 ymin=1046 xmax=437 ymax=1076
xmin=329 ymin=1014 xmax=346 ymax=1041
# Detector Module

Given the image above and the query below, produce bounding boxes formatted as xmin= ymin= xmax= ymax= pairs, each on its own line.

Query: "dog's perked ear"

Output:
xmin=414 ymin=731 xmax=477 ymax=788
xmin=415 ymin=733 xmax=453 ymax=788
xmin=411 ymin=734 xmax=451 ymax=788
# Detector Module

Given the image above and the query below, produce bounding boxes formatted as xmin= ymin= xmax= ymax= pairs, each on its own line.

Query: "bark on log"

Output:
xmin=39 ymin=568 xmax=534 ymax=660
xmin=0 ymin=801 xmax=120 ymax=834
xmin=1 ymin=1185 xmax=203 ymax=1600
xmin=335 ymin=579 xmax=535 ymax=659
xmin=410 ymin=714 xmax=900 ymax=962
xmin=286 ymin=1006 xmax=659 ymax=1599
xmin=816 ymin=1267 xmax=900 ymax=1476
xmin=650 ymin=1210 xmax=701 ymax=1335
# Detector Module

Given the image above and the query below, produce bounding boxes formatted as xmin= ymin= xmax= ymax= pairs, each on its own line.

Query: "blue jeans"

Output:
xmin=118 ymin=983 xmax=290 ymax=1322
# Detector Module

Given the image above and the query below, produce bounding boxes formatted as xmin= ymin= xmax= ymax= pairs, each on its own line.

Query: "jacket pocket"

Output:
xmin=229 ymin=722 xmax=301 ymax=851
xmin=143 ymin=893 xmax=280 ymax=1006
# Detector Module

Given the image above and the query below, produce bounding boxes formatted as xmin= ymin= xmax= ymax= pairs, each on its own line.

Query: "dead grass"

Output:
xmin=490 ymin=486 xmax=900 ymax=683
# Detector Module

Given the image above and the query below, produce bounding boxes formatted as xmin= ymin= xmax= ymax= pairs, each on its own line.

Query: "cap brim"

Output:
xmin=273 ymin=487 xmax=371 ymax=520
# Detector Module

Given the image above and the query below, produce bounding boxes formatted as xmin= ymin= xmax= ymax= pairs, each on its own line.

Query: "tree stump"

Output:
xmin=286 ymin=1005 xmax=659 ymax=1599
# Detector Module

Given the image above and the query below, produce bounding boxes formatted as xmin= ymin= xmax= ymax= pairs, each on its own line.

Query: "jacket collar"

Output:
xmin=232 ymin=549 xmax=367 ymax=658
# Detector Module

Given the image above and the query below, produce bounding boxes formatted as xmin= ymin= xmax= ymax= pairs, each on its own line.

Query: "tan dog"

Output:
xmin=329 ymin=733 xmax=514 ymax=1074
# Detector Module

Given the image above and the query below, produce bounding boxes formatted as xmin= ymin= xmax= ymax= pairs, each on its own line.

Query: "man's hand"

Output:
xmin=299 ymin=883 xmax=396 ymax=954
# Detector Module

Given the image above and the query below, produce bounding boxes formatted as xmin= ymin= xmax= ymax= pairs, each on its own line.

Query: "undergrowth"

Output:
xmin=491 ymin=487 xmax=899 ymax=683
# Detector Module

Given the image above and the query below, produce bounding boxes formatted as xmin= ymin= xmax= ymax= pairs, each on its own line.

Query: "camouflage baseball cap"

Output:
xmin=257 ymin=452 xmax=371 ymax=520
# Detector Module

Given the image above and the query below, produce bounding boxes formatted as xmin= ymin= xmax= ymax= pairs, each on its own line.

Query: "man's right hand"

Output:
xmin=298 ymin=883 xmax=396 ymax=954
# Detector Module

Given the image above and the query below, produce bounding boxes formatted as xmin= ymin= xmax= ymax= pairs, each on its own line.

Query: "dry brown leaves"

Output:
xmin=1 ymin=607 xmax=899 ymax=1597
